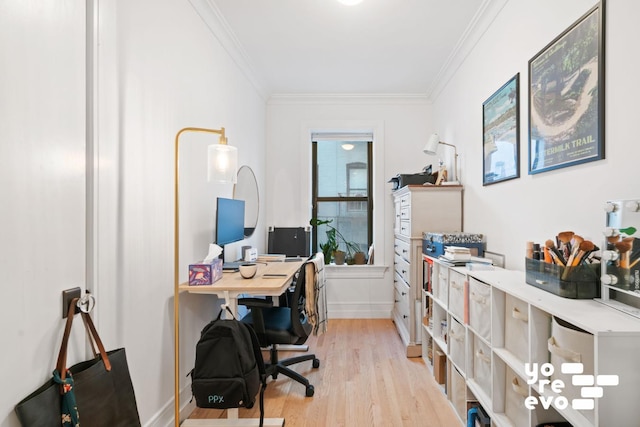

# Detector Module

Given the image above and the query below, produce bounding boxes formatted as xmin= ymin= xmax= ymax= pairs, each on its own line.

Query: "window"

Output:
xmin=311 ymin=134 xmax=373 ymax=256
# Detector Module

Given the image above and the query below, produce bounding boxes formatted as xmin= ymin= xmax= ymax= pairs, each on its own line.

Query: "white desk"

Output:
xmin=176 ymin=261 xmax=303 ymax=427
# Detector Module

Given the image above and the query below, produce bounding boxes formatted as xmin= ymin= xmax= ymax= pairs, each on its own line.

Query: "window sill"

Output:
xmin=325 ymin=264 xmax=389 ymax=279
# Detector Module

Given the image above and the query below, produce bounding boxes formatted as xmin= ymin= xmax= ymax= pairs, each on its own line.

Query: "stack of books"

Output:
xmin=443 ymin=246 xmax=471 ymax=261
xmin=257 ymin=253 xmax=286 ymax=263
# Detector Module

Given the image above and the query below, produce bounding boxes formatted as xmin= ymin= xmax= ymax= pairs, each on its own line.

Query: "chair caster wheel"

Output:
xmin=312 ymin=358 xmax=320 ymax=369
xmin=305 ymin=385 xmax=315 ymax=397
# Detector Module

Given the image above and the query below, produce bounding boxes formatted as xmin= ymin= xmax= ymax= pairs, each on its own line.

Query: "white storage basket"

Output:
xmin=548 ymin=316 xmax=595 ymax=422
xmin=449 ymin=269 xmax=466 ymax=321
xmin=450 ymin=365 xmax=467 ymax=421
xmin=505 ymin=294 xmax=529 ymax=363
xmin=469 ymin=278 xmax=491 ymax=342
xmin=505 ymin=367 xmax=529 ymax=427
xmin=449 ymin=316 xmax=465 ymax=371
xmin=473 ymin=333 xmax=492 ymax=398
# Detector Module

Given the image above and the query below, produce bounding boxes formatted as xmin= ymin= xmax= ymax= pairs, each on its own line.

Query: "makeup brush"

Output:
xmin=565 ymin=235 xmax=584 ymax=268
xmin=545 ymin=239 xmax=565 ymax=266
xmin=570 ymin=240 xmax=595 ymax=267
xmin=558 ymin=231 xmax=574 ymax=260
xmin=615 ymin=241 xmax=633 ymax=269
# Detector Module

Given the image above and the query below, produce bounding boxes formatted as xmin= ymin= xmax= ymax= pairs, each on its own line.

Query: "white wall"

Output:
xmin=1 ymin=1 xmax=87 ymax=426
xmin=94 ymin=1 xmax=268 ymax=424
xmin=433 ymin=0 xmax=640 ymax=271
xmin=1 ymin=0 xmax=267 ymax=426
xmin=265 ymin=96 xmax=433 ymax=317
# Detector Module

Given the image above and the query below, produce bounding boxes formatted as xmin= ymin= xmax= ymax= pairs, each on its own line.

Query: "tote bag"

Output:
xmin=15 ymin=298 xmax=141 ymax=427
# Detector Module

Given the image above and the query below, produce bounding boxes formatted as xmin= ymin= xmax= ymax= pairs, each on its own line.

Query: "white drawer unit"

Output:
xmin=392 ymin=185 xmax=462 ymax=358
xmin=421 ymin=259 xmax=640 ymax=427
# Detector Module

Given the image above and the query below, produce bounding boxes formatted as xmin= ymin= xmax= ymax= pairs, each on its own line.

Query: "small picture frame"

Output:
xmin=483 ymin=74 xmax=520 ymax=186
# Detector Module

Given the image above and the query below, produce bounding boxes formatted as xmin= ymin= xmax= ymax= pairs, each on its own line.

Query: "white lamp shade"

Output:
xmin=423 ymin=133 xmax=440 ymax=155
xmin=207 ymin=144 xmax=238 ymax=183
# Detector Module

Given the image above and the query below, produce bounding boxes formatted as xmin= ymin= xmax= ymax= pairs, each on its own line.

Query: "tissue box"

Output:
xmin=188 ymin=259 xmax=223 ymax=285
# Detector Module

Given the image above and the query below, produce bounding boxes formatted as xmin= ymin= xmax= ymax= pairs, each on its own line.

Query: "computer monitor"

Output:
xmin=215 ymin=197 xmax=245 ymax=246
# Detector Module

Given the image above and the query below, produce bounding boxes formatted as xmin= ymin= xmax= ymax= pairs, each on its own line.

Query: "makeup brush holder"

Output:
xmin=525 ymin=258 xmax=601 ymax=299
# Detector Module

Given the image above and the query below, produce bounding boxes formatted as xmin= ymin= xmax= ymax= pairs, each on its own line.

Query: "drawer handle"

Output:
xmin=512 ymin=307 xmax=528 ymax=322
xmin=548 ymin=337 xmax=582 ymax=363
xmin=451 ymin=281 xmax=463 ymax=290
xmin=401 ymin=291 xmax=407 ymax=296
xmin=450 ymin=329 xmax=463 ymax=342
xmin=512 ymin=377 xmax=529 ymax=397
xmin=402 ymin=270 xmax=407 ymax=274
xmin=475 ymin=349 xmax=490 ymax=363
xmin=470 ymin=292 xmax=486 ymax=305
xmin=403 ymin=315 xmax=408 ymax=319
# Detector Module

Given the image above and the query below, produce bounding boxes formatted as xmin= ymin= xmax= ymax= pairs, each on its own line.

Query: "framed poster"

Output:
xmin=528 ymin=2 xmax=605 ymax=174
xmin=483 ymin=74 xmax=520 ymax=185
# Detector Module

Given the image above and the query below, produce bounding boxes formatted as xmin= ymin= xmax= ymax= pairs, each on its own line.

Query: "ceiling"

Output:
xmin=206 ymin=0 xmax=488 ymax=98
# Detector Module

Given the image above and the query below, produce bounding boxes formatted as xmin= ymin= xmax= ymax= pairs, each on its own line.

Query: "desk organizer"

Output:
xmin=525 ymin=258 xmax=600 ymax=299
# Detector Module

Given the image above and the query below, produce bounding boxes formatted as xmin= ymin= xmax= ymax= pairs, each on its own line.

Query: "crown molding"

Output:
xmin=188 ymin=0 xmax=269 ymax=100
xmin=268 ymin=93 xmax=431 ymax=106
xmin=426 ymin=0 xmax=509 ymax=102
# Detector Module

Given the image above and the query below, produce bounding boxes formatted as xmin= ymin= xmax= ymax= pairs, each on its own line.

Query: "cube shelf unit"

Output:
xmin=422 ymin=255 xmax=640 ymax=427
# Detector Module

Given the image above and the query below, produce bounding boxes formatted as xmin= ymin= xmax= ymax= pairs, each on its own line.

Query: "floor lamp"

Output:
xmin=174 ymin=127 xmax=237 ymax=426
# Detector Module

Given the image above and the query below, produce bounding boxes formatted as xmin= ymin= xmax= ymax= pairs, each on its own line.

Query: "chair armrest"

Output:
xmin=238 ymin=297 xmax=273 ymax=309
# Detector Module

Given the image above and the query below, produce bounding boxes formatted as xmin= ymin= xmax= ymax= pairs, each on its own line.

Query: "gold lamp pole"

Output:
xmin=174 ymin=127 xmax=236 ymax=426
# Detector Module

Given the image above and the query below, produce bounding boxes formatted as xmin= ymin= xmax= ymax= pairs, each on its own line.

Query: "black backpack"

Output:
xmin=189 ymin=307 xmax=267 ymax=424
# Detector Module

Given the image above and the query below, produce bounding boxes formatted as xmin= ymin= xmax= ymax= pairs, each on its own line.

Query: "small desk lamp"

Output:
xmin=173 ymin=127 xmax=237 ymax=426
xmin=423 ymin=133 xmax=459 ymax=183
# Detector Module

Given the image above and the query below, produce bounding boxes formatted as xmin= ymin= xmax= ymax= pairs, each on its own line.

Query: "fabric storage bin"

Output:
xmin=504 ymin=294 xmax=529 ymax=363
xmin=450 ymin=365 xmax=467 ymax=422
xmin=449 ymin=269 xmax=466 ymax=321
xmin=449 ymin=316 xmax=465 ymax=371
xmin=548 ymin=316 xmax=595 ymax=423
xmin=435 ymin=264 xmax=449 ymax=306
xmin=473 ymin=333 xmax=492 ymax=399
xmin=505 ymin=366 xmax=530 ymax=427
xmin=469 ymin=277 xmax=491 ymax=342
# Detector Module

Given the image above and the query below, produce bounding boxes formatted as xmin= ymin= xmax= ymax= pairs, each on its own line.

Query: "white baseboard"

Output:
xmin=327 ymin=302 xmax=392 ymax=319
xmin=144 ymin=383 xmax=195 ymax=427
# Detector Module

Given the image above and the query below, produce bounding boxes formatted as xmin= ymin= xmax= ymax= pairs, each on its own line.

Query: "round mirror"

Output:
xmin=233 ymin=165 xmax=259 ymax=238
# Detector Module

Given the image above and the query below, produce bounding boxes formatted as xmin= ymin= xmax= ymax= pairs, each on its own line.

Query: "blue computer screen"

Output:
xmin=215 ymin=197 xmax=245 ymax=246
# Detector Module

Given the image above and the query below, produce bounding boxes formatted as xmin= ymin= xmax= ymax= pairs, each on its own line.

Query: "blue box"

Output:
xmin=423 ymin=232 xmax=485 ymax=257
xmin=188 ymin=258 xmax=223 ymax=285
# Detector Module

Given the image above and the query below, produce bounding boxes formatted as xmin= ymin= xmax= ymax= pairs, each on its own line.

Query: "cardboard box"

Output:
xmin=188 ymin=258 xmax=223 ymax=285
xmin=434 ymin=350 xmax=446 ymax=384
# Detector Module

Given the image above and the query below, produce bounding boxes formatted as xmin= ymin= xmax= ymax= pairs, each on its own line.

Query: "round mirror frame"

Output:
xmin=233 ymin=165 xmax=259 ymax=238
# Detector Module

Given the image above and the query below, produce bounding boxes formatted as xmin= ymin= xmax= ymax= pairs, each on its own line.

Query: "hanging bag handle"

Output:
xmin=56 ymin=298 xmax=111 ymax=381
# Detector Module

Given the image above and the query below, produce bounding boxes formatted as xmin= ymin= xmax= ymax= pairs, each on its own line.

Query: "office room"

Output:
xmin=3 ymin=0 xmax=640 ymax=426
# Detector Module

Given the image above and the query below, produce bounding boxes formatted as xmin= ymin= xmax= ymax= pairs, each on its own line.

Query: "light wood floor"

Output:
xmin=189 ymin=319 xmax=461 ymax=426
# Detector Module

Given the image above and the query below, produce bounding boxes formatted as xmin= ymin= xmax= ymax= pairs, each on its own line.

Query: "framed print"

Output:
xmin=528 ymin=2 xmax=605 ymax=174
xmin=483 ymin=74 xmax=520 ymax=185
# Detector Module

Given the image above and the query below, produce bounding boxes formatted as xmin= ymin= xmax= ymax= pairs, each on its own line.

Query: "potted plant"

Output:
xmin=310 ymin=218 xmax=362 ymax=265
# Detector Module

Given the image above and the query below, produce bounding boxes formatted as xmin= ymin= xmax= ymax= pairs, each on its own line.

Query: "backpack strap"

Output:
xmin=243 ymin=323 xmax=267 ymax=427
xmin=215 ymin=305 xmax=237 ymax=321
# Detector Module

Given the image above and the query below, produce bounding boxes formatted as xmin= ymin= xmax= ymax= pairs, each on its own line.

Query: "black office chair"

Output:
xmin=238 ymin=261 xmax=320 ymax=397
